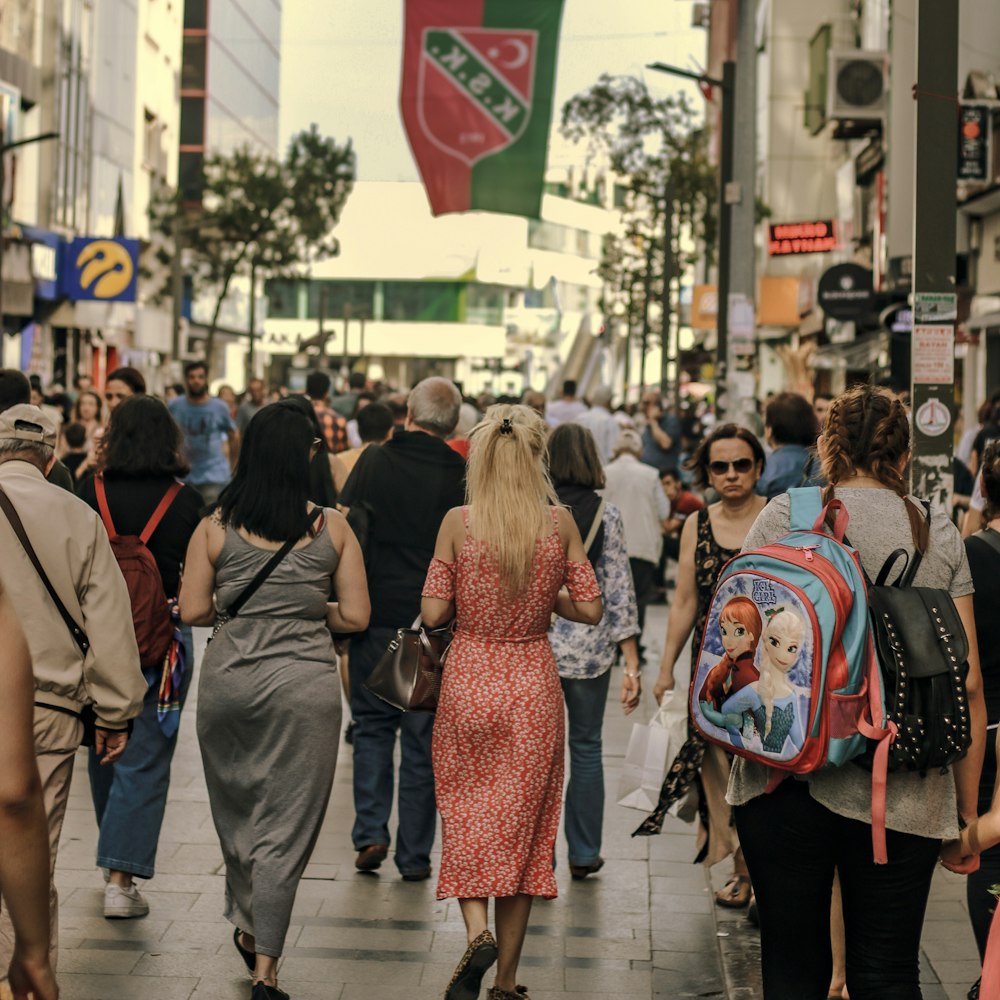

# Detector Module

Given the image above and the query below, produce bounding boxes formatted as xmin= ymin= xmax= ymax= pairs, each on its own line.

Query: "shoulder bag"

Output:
xmin=210 ymin=507 xmax=323 ymax=640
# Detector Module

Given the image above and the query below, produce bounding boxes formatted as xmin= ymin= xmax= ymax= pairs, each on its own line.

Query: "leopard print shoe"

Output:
xmin=444 ymin=929 xmax=498 ymax=1000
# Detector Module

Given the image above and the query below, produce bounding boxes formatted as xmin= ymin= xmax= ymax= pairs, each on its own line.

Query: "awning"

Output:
xmin=812 ymin=331 xmax=888 ymax=370
xmin=966 ymin=310 xmax=1000 ymax=331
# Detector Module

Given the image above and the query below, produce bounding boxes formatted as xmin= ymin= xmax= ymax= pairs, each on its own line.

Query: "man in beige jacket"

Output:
xmin=0 ymin=404 xmax=144 ymax=978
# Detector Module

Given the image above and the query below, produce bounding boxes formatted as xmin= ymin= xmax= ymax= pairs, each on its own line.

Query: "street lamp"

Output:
xmin=0 ymin=130 xmax=60 ymax=332
xmin=646 ymin=61 xmax=735 ymax=416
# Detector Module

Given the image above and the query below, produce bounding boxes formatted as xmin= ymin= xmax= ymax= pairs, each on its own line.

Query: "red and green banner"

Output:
xmin=400 ymin=0 xmax=565 ymax=218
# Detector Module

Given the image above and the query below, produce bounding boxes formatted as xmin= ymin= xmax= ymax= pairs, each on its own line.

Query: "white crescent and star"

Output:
xmin=486 ymin=39 xmax=529 ymax=69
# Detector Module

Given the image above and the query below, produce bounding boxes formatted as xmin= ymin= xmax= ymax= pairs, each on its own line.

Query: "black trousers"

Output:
xmin=628 ymin=557 xmax=656 ymax=642
xmin=968 ymin=731 xmax=1000 ymax=960
xmin=734 ymin=778 xmax=941 ymax=1000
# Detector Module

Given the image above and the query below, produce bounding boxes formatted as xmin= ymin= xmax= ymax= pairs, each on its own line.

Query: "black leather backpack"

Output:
xmin=862 ymin=503 xmax=971 ymax=774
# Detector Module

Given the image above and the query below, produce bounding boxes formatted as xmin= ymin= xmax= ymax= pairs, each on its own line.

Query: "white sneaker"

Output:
xmin=104 ymin=882 xmax=149 ymax=919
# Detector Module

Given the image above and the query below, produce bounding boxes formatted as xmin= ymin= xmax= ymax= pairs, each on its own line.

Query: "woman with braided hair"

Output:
xmin=729 ymin=384 xmax=986 ymax=1000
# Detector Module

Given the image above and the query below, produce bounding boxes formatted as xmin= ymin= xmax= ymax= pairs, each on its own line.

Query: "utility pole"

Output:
xmin=639 ymin=231 xmax=655 ymax=391
xmin=659 ymin=179 xmax=679 ymax=412
xmin=245 ymin=259 xmax=257 ymax=385
xmin=170 ymin=214 xmax=184 ymax=369
xmin=646 ymin=61 xmax=735 ymax=417
xmin=909 ymin=1 xmax=958 ymax=509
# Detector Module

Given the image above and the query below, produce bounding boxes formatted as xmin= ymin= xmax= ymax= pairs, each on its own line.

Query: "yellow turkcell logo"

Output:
xmin=75 ymin=240 xmax=134 ymax=299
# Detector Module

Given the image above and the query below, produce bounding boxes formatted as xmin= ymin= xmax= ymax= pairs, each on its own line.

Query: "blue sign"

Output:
xmin=62 ymin=237 xmax=139 ymax=302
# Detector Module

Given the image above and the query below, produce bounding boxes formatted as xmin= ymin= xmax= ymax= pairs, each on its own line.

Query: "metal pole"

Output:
xmin=909 ymin=1 xmax=958 ymax=509
xmin=640 ymin=228 xmax=655 ymax=391
xmin=715 ymin=60 xmax=736 ymax=418
xmin=623 ymin=286 xmax=634 ymax=401
xmin=246 ymin=259 xmax=256 ymax=385
xmin=659 ymin=180 xmax=678 ymax=411
xmin=171 ymin=213 xmax=183 ymax=367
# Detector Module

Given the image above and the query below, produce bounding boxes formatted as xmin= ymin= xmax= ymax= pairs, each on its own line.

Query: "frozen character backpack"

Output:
xmin=690 ymin=487 xmax=897 ymax=862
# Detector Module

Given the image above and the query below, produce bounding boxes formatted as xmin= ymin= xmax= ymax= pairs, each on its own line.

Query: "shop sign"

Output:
xmin=915 ymin=397 xmax=951 ymax=437
xmin=768 ymin=220 xmax=837 ymax=256
xmin=914 ymin=291 xmax=957 ymax=324
xmin=691 ymin=284 xmax=717 ymax=330
xmin=62 ymin=237 xmax=139 ymax=302
xmin=19 ymin=225 xmax=62 ymax=301
xmin=912 ymin=325 xmax=954 ymax=385
xmin=959 ymin=105 xmax=989 ymax=182
xmin=817 ymin=263 xmax=873 ymax=321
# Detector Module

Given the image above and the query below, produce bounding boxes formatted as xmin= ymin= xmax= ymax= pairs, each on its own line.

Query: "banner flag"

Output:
xmin=400 ymin=0 xmax=565 ymax=219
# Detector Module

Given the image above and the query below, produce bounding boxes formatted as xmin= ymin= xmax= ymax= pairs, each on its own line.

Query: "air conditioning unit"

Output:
xmin=691 ymin=2 xmax=710 ymax=28
xmin=827 ymin=51 xmax=888 ymax=121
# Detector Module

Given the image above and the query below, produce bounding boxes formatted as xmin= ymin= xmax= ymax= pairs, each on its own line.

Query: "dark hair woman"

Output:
xmin=103 ymin=367 xmax=146 ymax=412
xmin=642 ymin=422 xmax=768 ymax=911
xmin=77 ymin=395 xmax=202 ymax=919
xmin=731 ymin=385 xmax=985 ymax=1000
xmin=956 ymin=441 xmax=1000 ymax=990
xmin=179 ymin=402 xmax=369 ymax=1000
xmin=275 ymin=394 xmax=339 ymax=509
xmin=546 ymin=423 xmax=641 ymax=880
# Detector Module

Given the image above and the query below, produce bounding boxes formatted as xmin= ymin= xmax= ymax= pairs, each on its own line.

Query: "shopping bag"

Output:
xmin=616 ymin=690 xmax=687 ymax=812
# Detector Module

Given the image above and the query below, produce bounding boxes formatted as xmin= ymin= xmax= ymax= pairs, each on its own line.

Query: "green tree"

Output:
xmin=150 ymin=125 xmax=356 ymax=365
xmin=561 ymin=74 xmax=718 ymax=394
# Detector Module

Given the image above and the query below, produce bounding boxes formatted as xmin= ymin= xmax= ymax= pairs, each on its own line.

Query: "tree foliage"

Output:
xmin=561 ymin=75 xmax=718 ymax=354
xmin=150 ymin=125 xmax=356 ymax=361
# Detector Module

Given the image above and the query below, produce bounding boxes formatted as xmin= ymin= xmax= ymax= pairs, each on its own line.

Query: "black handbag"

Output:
xmin=864 ymin=505 xmax=971 ymax=774
xmin=365 ymin=616 xmax=452 ymax=712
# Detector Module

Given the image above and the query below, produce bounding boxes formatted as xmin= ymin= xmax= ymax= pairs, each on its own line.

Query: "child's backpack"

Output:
xmin=95 ymin=474 xmax=182 ymax=670
xmin=690 ymin=487 xmax=896 ymax=862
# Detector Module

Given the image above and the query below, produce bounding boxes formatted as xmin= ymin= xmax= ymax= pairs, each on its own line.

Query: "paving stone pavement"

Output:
xmin=49 ymin=607 xmax=983 ymax=999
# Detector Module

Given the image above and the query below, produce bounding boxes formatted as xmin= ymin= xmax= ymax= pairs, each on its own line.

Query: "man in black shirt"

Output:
xmin=338 ymin=376 xmax=465 ymax=880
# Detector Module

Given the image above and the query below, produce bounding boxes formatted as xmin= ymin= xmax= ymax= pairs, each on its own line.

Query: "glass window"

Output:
xmin=266 ymin=280 xmax=300 ymax=319
xmin=178 ymin=151 xmax=204 ymax=202
xmin=305 ymin=281 xmax=375 ymax=320
xmin=182 ymin=35 xmax=207 ymax=91
xmin=179 ymin=97 xmax=204 ymax=147
xmin=184 ymin=0 xmax=207 ymax=29
xmin=382 ymin=282 xmax=462 ymax=323
xmin=465 ymin=285 xmax=505 ymax=325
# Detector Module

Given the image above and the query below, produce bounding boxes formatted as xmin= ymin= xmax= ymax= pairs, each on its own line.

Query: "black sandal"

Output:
xmin=234 ymin=927 xmax=256 ymax=973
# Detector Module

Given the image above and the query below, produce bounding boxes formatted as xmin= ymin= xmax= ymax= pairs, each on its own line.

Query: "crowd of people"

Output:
xmin=2 ymin=363 xmax=1000 ymax=1000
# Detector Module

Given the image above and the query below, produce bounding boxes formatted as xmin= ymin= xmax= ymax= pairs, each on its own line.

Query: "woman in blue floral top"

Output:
xmin=547 ymin=423 xmax=642 ymax=879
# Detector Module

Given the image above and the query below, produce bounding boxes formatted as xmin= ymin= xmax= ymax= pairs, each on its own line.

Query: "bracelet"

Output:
xmin=624 ymin=671 xmax=640 ymax=679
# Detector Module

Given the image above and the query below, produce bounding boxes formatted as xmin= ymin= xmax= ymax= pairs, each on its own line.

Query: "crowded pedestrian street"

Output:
xmin=35 ymin=609 xmax=978 ymax=1000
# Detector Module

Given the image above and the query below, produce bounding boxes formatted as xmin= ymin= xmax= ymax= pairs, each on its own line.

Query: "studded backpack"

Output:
xmin=862 ymin=501 xmax=972 ymax=774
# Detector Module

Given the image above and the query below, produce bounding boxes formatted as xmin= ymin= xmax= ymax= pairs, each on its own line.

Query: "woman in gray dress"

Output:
xmin=180 ymin=404 xmax=369 ymax=1000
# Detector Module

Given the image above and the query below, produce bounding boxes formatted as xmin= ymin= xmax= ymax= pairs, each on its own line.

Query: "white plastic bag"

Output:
xmin=616 ymin=689 xmax=688 ymax=812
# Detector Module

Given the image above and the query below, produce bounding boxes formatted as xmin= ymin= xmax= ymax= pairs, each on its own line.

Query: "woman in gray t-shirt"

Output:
xmin=729 ymin=385 xmax=985 ymax=1000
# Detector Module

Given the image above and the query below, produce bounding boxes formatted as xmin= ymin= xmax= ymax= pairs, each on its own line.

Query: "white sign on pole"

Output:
xmin=912 ymin=325 xmax=954 ymax=384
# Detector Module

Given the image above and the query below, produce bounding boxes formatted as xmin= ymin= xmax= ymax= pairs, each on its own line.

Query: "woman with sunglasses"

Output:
xmin=638 ymin=424 xmax=767 ymax=910
xmin=180 ymin=404 xmax=370 ymax=1000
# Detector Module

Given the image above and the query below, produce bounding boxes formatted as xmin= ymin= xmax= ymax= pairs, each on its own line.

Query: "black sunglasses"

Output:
xmin=709 ymin=458 xmax=756 ymax=476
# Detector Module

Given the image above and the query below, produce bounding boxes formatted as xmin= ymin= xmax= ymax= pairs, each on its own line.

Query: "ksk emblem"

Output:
xmin=417 ymin=27 xmax=537 ymax=166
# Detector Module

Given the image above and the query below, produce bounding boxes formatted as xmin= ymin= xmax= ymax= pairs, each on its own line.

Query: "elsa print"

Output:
xmin=720 ymin=608 xmax=806 ymax=756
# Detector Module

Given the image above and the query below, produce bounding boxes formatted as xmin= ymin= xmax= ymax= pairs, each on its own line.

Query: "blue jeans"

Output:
xmin=88 ymin=627 xmax=193 ymax=879
xmin=560 ymin=669 xmax=612 ymax=866
xmin=349 ymin=627 xmax=436 ymax=876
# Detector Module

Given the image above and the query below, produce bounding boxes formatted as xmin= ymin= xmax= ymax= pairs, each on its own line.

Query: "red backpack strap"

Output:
xmin=139 ymin=482 xmax=184 ymax=545
xmin=94 ymin=474 xmax=118 ymax=539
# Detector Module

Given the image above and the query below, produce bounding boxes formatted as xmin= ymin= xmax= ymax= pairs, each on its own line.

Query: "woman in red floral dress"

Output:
xmin=422 ymin=404 xmax=603 ymax=1000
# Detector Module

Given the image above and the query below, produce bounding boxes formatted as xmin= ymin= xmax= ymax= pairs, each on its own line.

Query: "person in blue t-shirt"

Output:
xmin=638 ymin=390 xmax=683 ymax=475
xmin=168 ymin=361 xmax=238 ymax=504
xmin=755 ymin=392 xmax=821 ymax=501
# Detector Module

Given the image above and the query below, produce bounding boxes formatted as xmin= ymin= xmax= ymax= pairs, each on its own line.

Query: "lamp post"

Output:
xmin=0 ymin=130 xmax=60 ymax=334
xmin=646 ymin=61 xmax=735 ymax=416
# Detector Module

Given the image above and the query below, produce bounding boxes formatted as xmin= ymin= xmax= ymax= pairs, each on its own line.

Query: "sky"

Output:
xmin=278 ymin=1 xmax=706 ymax=182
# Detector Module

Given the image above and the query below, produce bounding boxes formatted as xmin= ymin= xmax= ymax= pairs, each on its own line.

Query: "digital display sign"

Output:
xmin=768 ymin=220 xmax=837 ymax=256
